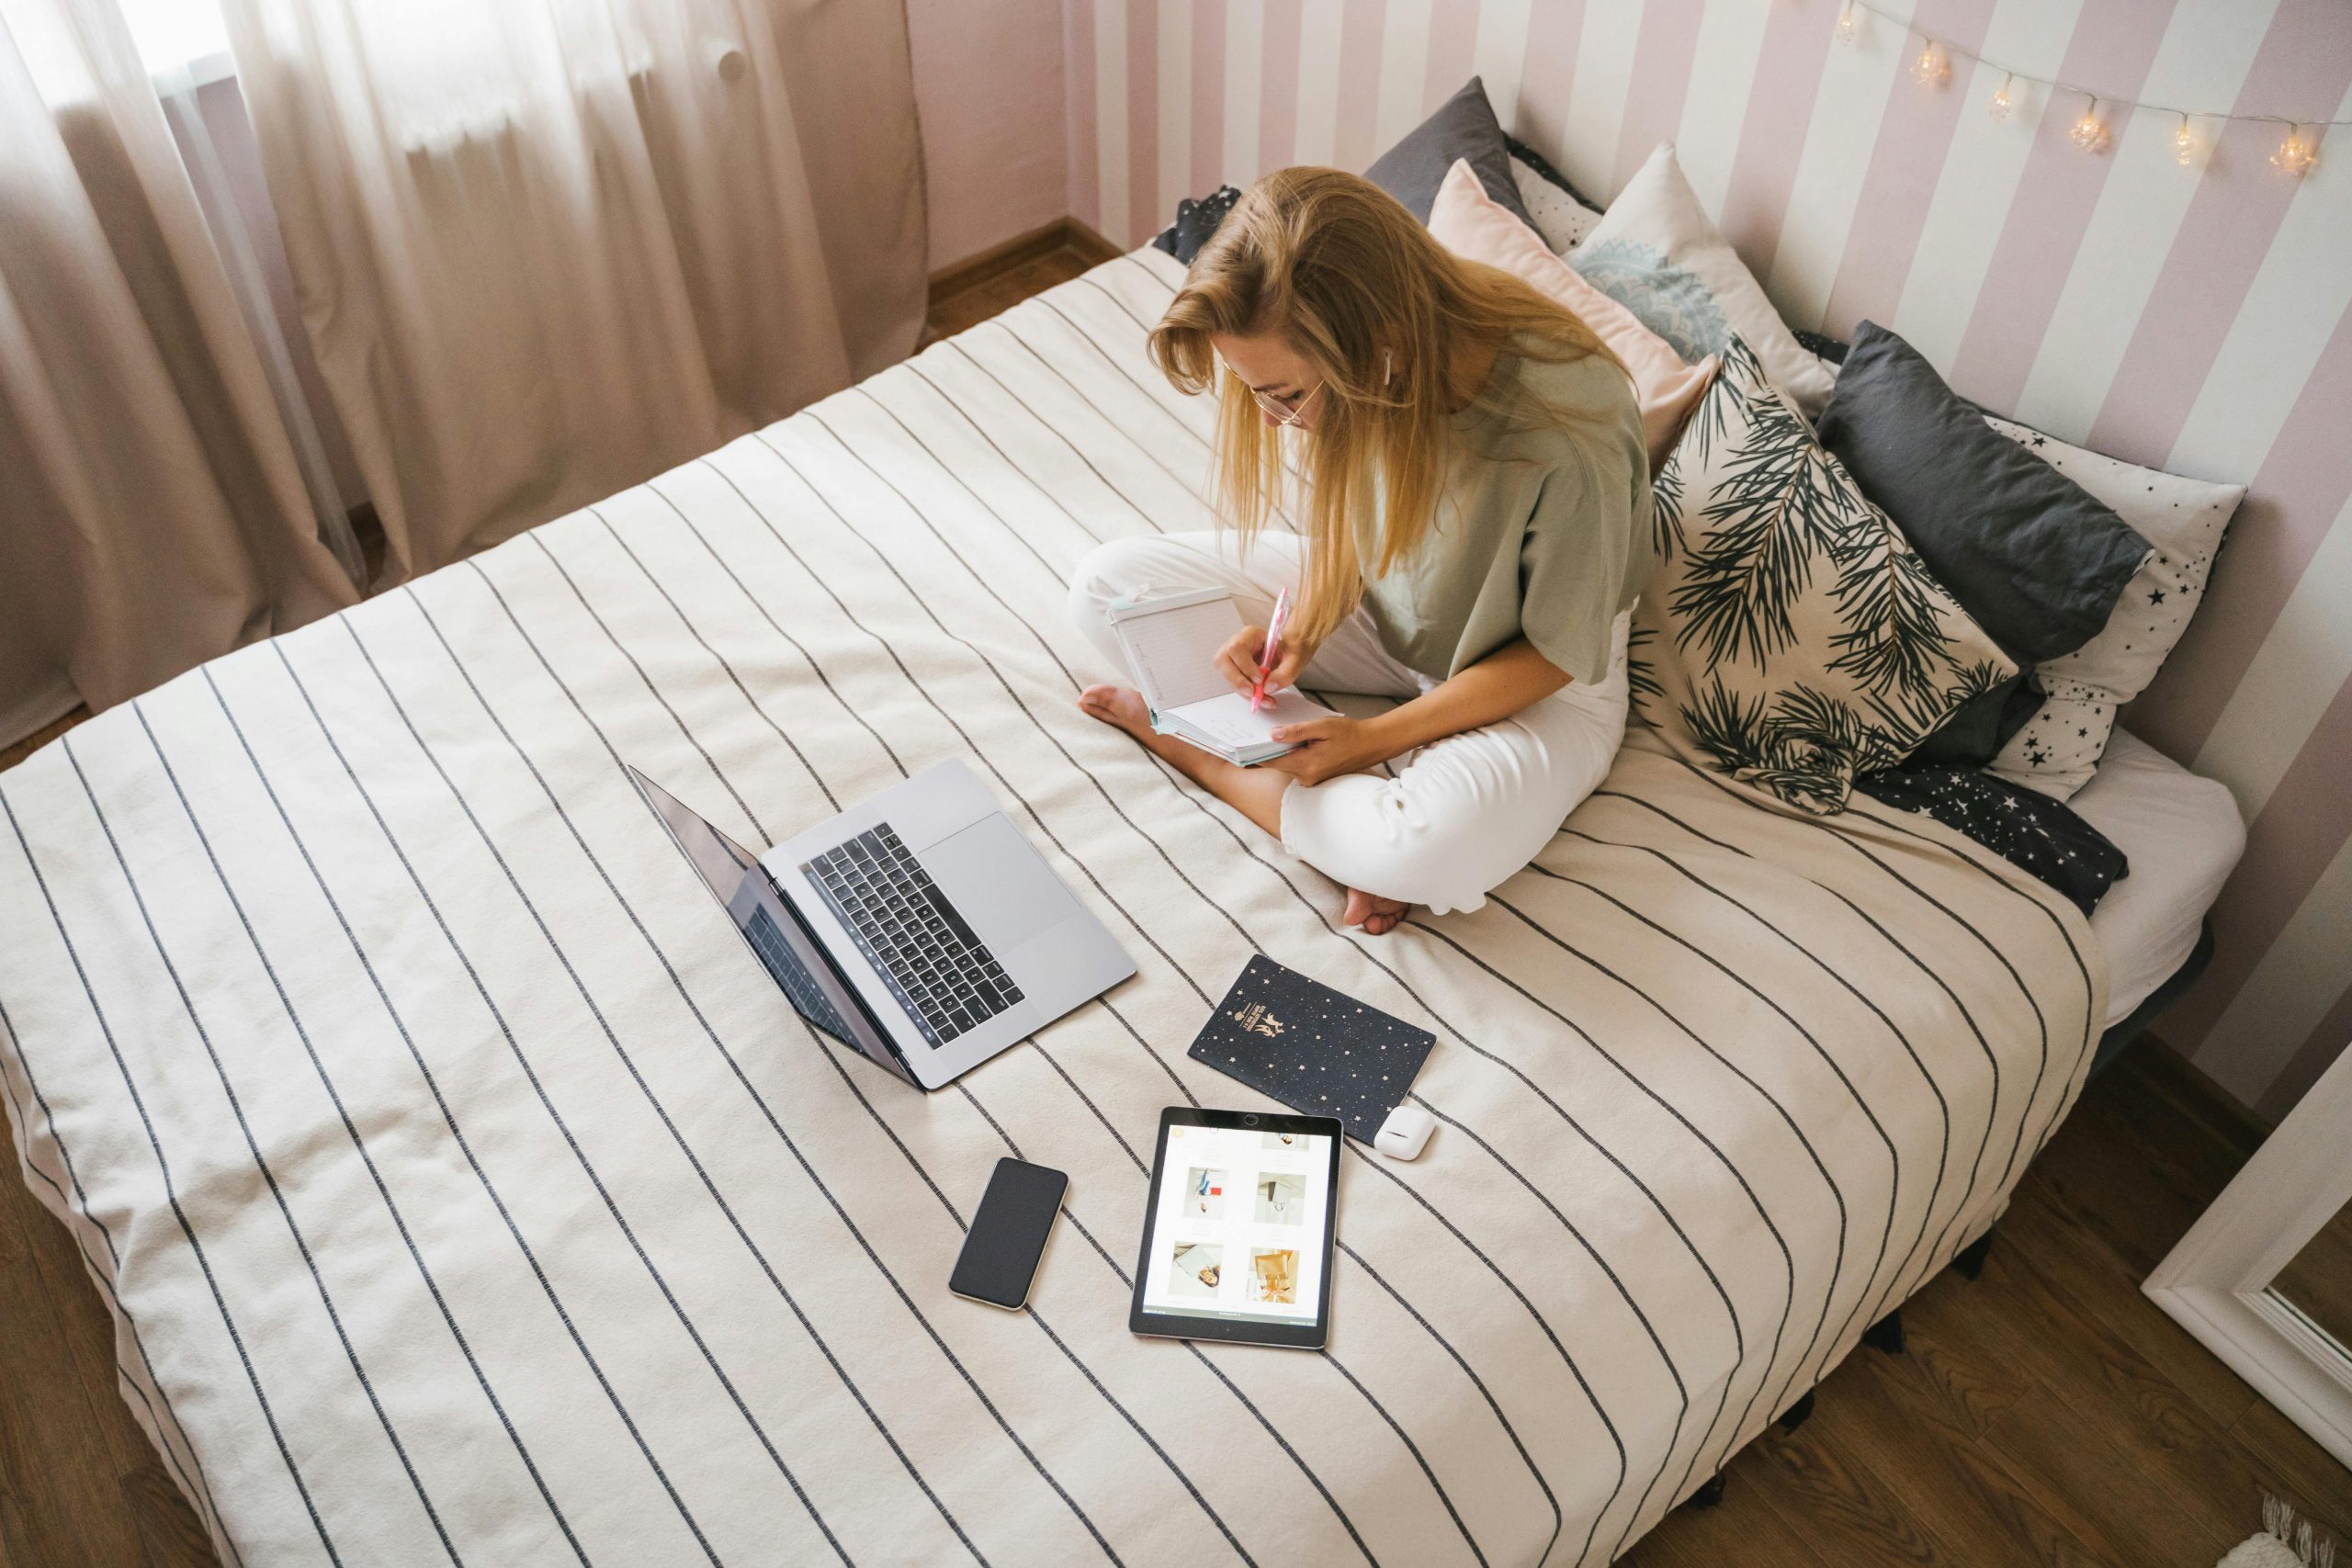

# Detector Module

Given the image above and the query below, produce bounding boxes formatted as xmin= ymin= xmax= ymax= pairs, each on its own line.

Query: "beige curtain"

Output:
xmin=220 ymin=0 xmax=929 ymax=584
xmin=0 ymin=0 xmax=357 ymax=747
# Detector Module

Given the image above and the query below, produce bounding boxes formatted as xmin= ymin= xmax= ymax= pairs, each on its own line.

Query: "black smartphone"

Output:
xmin=949 ymin=1158 xmax=1069 ymax=1310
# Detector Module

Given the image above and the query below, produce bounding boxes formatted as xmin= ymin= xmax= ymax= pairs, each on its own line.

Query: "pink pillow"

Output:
xmin=1428 ymin=158 xmax=1714 ymax=472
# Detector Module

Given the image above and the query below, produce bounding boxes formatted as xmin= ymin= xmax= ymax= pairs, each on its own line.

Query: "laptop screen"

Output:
xmin=623 ymin=765 xmax=913 ymax=1083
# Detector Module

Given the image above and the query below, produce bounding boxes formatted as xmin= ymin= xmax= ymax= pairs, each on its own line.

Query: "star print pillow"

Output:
xmin=1982 ymin=416 xmax=2245 ymax=800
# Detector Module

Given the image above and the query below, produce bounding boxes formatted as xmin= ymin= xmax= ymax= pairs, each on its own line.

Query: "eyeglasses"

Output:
xmin=1216 ymin=355 xmax=1323 ymax=426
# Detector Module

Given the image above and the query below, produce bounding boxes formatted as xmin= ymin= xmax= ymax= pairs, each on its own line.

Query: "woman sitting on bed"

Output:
xmin=1069 ymin=166 xmax=1653 ymax=935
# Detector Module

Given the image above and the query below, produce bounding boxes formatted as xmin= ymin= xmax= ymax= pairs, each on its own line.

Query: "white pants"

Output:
xmin=1069 ymin=531 xmax=1631 ymax=914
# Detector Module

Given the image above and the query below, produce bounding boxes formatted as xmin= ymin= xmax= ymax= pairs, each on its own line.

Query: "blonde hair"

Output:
xmin=1147 ymin=166 xmax=1625 ymax=650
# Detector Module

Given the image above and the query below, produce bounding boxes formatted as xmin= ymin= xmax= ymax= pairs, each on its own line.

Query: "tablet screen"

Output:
xmin=1134 ymin=1113 xmax=1338 ymax=1339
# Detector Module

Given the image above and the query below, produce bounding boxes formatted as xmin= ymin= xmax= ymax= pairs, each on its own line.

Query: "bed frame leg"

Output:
xmin=1776 ymin=1391 xmax=1816 ymax=1434
xmin=1863 ymin=1308 xmax=1905 ymax=1355
xmin=1954 ymin=1232 xmax=1994 ymax=1281
xmin=1689 ymin=1474 xmax=1727 ymax=1509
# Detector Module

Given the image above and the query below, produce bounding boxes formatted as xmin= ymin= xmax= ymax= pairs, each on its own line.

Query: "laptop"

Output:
xmin=626 ymin=758 xmax=1136 ymax=1089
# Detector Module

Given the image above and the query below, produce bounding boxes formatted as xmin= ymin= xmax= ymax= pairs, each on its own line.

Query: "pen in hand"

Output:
xmin=1250 ymin=588 xmax=1291 ymax=713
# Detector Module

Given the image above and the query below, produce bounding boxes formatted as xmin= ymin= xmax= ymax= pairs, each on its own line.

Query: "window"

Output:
xmin=116 ymin=0 xmax=230 ymax=79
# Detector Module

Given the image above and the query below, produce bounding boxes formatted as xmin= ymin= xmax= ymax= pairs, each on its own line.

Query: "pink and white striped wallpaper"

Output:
xmin=1057 ymin=0 xmax=2352 ymax=1121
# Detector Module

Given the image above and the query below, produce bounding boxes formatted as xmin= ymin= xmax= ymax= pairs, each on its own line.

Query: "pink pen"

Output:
xmin=1250 ymin=588 xmax=1291 ymax=712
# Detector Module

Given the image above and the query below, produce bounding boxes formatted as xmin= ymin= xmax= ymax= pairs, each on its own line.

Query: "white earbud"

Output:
xmin=1383 ymin=349 xmax=1394 ymax=387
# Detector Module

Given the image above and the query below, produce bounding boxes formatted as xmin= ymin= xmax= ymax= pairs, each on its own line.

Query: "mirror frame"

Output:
xmin=2144 ymin=1041 xmax=2352 ymax=1467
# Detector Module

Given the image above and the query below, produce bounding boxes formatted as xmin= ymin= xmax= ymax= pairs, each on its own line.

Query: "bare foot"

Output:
xmin=1343 ymin=886 xmax=1410 ymax=936
xmin=1080 ymin=681 xmax=1243 ymax=780
xmin=1078 ymin=682 xmax=1295 ymax=842
xmin=1078 ymin=682 xmax=1158 ymax=743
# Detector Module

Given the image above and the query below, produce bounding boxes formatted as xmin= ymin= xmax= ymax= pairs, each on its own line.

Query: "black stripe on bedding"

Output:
xmin=1587 ymin=787 xmax=1997 ymax=1313
xmin=1604 ymin=761 xmax=2059 ymax=1291
xmin=733 ymin=423 xmax=1635 ymax=1565
xmin=933 ymin=339 xmax=1166 ymax=530
xmin=855 ymin=280 xmax=1918 ymax=1558
xmin=0 ymin=787 xmax=345 ymax=1565
xmin=131 ymin=697 xmax=586 ymax=1563
xmin=324 ymin=623 xmax=852 ymax=1565
xmin=0 ymin=997 xmax=236 ymax=1562
xmin=1523 ymin=863 xmax=1902 ymax=1385
xmin=589 ymin=511 xmax=851 ymax=807
xmin=659 ymin=459 xmax=1392 ymax=1566
xmin=1838 ymin=795 xmax=2098 ymax=1179
xmin=898 ymin=362 xmax=1111 ymax=546
xmin=507 ymin=486 xmax=1440 ymax=1566
xmin=1557 ymin=823 xmax=1958 ymax=1332
xmin=435 ymin=566 xmax=1131 ymax=1565
xmin=508 ymin=516 xmax=1291 ymax=1564
xmin=1637 ymin=758 xmax=2044 ymax=1261
xmin=1392 ymin=917 xmax=1770 ymax=1540
xmin=263 ymin=641 xmax=725 ymax=1563
xmin=755 ymin=389 xmax=1657 ymax=1553
xmin=656 ymin=431 xmax=1557 ymax=1563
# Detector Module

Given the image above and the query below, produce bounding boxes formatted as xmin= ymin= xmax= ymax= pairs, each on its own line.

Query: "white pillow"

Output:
xmin=1509 ymin=154 xmax=1600 ymax=254
xmin=1569 ymin=141 xmax=1837 ymax=417
xmin=1983 ymin=417 xmax=2245 ymax=799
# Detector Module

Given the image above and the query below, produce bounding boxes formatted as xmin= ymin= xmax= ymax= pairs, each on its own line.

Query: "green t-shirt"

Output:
xmin=1354 ymin=344 xmax=1654 ymax=685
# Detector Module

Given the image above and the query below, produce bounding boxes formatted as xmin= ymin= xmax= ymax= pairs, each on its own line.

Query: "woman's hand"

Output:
xmin=1216 ymin=624 xmax=1311 ymax=698
xmin=1261 ymin=714 xmax=1394 ymax=785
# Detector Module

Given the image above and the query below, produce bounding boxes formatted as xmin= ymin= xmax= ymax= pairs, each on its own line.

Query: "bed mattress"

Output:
xmin=0 ymin=249 xmax=2104 ymax=1568
xmin=2074 ymin=728 xmax=2245 ymax=1027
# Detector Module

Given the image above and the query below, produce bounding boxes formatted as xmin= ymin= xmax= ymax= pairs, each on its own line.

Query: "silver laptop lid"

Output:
xmin=623 ymin=764 xmax=917 ymax=1085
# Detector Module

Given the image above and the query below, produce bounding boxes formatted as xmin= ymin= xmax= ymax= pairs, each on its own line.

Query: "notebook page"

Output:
xmin=1118 ymin=597 xmax=1240 ymax=711
xmin=1165 ymin=689 xmax=1335 ymax=750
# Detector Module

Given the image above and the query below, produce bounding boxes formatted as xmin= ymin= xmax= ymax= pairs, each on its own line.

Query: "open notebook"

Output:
xmin=1104 ymin=589 xmax=1339 ymax=765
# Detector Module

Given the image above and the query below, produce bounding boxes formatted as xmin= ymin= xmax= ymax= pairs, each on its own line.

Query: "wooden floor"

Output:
xmin=5 ymin=226 xmax=2347 ymax=1568
xmin=1629 ymin=1039 xmax=2351 ymax=1567
xmin=923 ymin=218 xmax=1122 ymax=343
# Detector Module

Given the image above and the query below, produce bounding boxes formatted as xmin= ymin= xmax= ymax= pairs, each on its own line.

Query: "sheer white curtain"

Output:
xmin=0 ymin=0 xmax=356 ymax=746
xmin=220 ymin=0 xmax=929 ymax=583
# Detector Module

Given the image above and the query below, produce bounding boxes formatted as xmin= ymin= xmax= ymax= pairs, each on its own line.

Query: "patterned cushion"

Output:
xmin=1569 ymin=142 xmax=1837 ymax=416
xmin=1507 ymin=154 xmax=1600 ymax=254
xmin=1980 ymin=417 xmax=2245 ymax=799
xmin=1632 ymin=339 xmax=2017 ymax=814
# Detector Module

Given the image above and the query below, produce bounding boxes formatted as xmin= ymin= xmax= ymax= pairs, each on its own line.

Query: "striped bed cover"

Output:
xmin=0 ymin=249 xmax=2104 ymax=1568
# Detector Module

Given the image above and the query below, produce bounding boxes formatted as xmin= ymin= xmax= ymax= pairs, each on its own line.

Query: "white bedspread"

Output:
xmin=0 ymin=250 xmax=2104 ymax=1568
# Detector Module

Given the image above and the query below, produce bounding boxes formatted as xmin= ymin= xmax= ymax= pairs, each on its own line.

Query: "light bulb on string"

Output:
xmin=2174 ymin=114 xmax=2198 ymax=166
xmin=2273 ymin=124 xmax=2318 ymax=176
xmin=2069 ymin=97 xmax=2110 ymax=155
xmin=1910 ymin=39 xmax=1949 ymax=87
xmin=1835 ymin=1 xmax=1857 ymax=44
xmin=1987 ymin=73 xmax=2015 ymax=121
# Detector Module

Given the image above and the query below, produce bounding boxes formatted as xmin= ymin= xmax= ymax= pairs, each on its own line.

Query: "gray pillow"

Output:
xmin=1815 ymin=321 xmax=2150 ymax=665
xmin=1364 ymin=78 xmax=1536 ymax=231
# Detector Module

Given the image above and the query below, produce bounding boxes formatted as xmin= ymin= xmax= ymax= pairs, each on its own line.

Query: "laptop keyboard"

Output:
xmin=742 ymin=906 xmax=853 ymax=1043
xmin=802 ymin=822 xmax=1023 ymax=1046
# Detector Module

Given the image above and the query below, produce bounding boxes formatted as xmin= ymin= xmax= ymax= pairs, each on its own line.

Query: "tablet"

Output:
xmin=1129 ymin=1107 xmax=1344 ymax=1348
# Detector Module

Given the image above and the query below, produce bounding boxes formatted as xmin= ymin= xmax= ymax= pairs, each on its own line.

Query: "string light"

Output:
xmin=1825 ymin=0 xmax=2349 ymax=175
xmin=2069 ymin=97 xmax=2110 ymax=155
xmin=2272 ymin=124 xmax=2319 ymax=176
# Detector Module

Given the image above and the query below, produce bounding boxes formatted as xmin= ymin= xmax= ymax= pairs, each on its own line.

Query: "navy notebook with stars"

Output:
xmin=1187 ymin=956 xmax=1435 ymax=1143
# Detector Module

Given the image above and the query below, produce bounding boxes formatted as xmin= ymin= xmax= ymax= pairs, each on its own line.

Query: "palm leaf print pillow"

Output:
xmin=1631 ymin=338 xmax=2016 ymax=814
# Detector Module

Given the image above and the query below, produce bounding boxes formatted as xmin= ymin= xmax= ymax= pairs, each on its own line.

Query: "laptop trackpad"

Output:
xmin=922 ymin=814 xmax=1082 ymax=951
